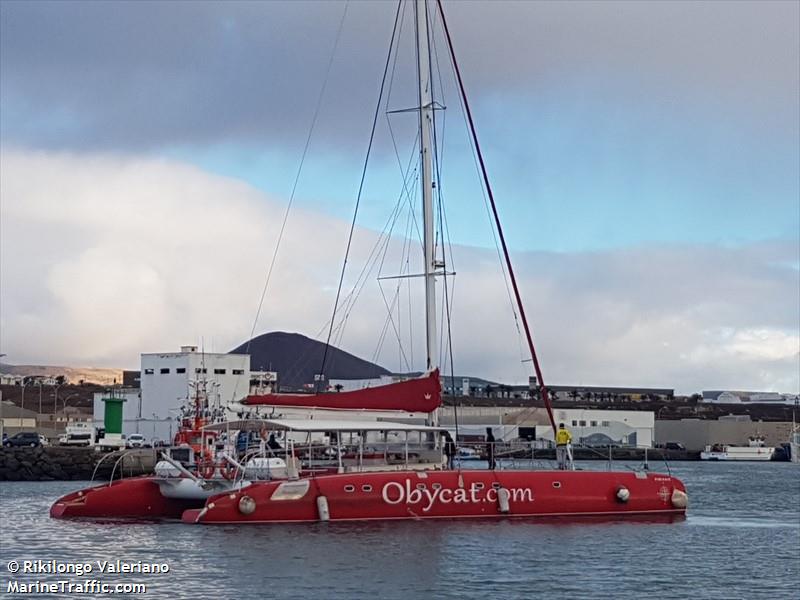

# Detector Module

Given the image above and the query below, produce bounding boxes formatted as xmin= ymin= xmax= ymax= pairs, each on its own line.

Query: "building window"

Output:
xmin=144 ymin=369 xmax=154 ymax=375
xmin=176 ymin=368 xmax=186 ymax=374
xmin=214 ymin=368 xmax=226 ymax=375
xmin=579 ymin=420 xmax=586 ymax=427
xmin=571 ymin=420 xmax=577 ymax=427
xmin=232 ymin=369 xmax=244 ymax=375
xmin=602 ymin=421 xmax=610 ymax=427
xmin=590 ymin=420 xmax=597 ymax=427
xmin=160 ymin=368 xmax=170 ymax=374
xmin=195 ymin=368 xmax=207 ymax=374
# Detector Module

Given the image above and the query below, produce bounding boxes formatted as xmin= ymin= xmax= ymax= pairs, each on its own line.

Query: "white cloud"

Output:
xmin=1 ymin=148 xmax=797 ymax=394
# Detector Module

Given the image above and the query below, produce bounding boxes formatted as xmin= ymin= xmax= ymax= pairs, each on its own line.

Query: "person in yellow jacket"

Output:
xmin=555 ymin=423 xmax=572 ymax=470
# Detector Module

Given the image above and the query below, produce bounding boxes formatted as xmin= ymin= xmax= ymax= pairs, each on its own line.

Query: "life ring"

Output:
xmin=219 ymin=460 xmax=237 ymax=480
xmin=198 ymin=450 xmax=216 ymax=479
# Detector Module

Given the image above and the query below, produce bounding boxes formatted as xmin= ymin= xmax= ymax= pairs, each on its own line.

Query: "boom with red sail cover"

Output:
xmin=243 ymin=369 xmax=441 ymax=413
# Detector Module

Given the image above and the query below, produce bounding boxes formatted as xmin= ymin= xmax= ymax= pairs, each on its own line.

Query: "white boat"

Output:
xmin=700 ymin=437 xmax=775 ymax=461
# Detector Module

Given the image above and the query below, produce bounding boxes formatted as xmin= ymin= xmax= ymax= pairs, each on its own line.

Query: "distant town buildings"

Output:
xmin=331 ymin=374 xmax=675 ymax=403
xmin=0 ymin=400 xmax=38 ymax=431
xmin=0 ymin=374 xmax=67 ymax=386
xmin=4 ymin=343 xmax=790 ymax=446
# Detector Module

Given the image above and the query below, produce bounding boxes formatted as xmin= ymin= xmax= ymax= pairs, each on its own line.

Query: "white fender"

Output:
xmin=497 ymin=487 xmax=510 ymax=514
xmin=616 ymin=486 xmax=630 ymax=502
xmin=238 ymin=495 xmax=256 ymax=515
xmin=671 ymin=489 xmax=688 ymax=509
xmin=316 ymin=495 xmax=330 ymax=522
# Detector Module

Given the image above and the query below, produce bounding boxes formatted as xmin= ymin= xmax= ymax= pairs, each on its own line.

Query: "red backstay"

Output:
xmin=243 ymin=369 xmax=441 ymax=413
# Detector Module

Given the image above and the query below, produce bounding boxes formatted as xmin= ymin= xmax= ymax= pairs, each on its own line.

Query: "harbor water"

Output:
xmin=1 ymin=461 xmax=798 ymax=599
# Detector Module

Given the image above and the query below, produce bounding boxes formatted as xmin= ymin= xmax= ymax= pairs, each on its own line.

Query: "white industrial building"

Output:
xmin=140 ymin=345 xmax=249 ymax=410
xmin=93 ymin=345 xmax=251 ymax=443
xmin=438 ymin=406 xmax=655 ymax=448
xmin=702 ymin=390 xmax=799 ymax=405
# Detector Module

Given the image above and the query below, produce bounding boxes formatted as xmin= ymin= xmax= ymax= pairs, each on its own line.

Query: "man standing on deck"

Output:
xmin=556 ymin=423 xmax=572 ymax=470
xmin=485 ymin=427 xmax=496 ymax=470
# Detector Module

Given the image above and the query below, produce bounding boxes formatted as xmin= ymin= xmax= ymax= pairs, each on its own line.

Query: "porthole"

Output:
xmin=552 ymin=481 xmax=561 ymax=489
xmin=474 ymin=483 xmax=485 ymax=490
xmin=362 ymin=485 xmax=373 ymax=492
xmin=491 ymin=482 xmax=501 ymax=490
xmin=416 ymin=483 xmax=426 ymax=490
xmin=432 ymin=483 xmax=442 ymax=490
xmin=344 ymin=485 xmax=355 ymax=493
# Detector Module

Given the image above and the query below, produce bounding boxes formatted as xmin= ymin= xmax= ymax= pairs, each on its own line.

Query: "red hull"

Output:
xmin=183 ymin=470 xmax=687 ymax=524
xmin=50 ymin=477 xmax=203 ymax=520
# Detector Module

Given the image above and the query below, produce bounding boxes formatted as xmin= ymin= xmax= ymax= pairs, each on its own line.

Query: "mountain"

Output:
xmin=229 ymin=331 xmax=390 ymax=389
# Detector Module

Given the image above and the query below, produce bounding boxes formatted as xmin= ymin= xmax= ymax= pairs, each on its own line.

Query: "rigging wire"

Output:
xmin=329 ymin=128 xmax=419 ymax=354
xmin=435 ymin=0 xmax=557 ymax=434
xmin=373 ymin=170 xmax=420 ymax=369
xmin=318 ymin=0 xmax=404 ymax=384
xmin=427 ymin=5 xmax=459 ymax=441
xmin=234 ymin=0 xmax=349 ymax=399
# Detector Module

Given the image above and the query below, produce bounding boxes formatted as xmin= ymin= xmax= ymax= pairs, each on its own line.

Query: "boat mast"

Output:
xmin=415 ymin=0 xmax=437 ymax=375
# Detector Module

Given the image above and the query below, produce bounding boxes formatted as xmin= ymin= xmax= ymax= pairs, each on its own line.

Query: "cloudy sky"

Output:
xmin=1 ymin=0 xmax=797 ymax=394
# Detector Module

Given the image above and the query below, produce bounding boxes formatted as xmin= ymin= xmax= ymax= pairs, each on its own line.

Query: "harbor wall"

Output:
xmin=654 ymin=420 xmax=793 ymax=451
xmin=0 ymin=447 xmax=156 ymax=481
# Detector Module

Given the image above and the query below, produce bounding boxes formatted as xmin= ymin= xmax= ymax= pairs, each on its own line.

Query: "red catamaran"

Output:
xmin=51 ymin=0 xmax=687 ymax=524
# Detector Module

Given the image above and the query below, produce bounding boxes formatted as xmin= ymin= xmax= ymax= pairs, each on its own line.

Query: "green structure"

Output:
xmin=101 ymin=395 xmax=126 ymax=435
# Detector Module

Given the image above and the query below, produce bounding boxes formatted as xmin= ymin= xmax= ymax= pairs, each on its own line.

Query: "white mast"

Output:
xmin=415 ymin=0 xmax=437 ymax=374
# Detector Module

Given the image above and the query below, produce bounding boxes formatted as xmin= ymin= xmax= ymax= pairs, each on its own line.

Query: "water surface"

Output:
xmin=1 ymin=461 xmax=797 ymax=599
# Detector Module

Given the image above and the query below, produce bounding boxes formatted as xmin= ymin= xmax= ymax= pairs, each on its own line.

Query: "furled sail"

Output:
xmin=243 ymin=369 xmax=441 ymax=413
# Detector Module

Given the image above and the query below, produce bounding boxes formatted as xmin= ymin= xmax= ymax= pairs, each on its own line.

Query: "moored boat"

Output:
xmin=50 ymin=381 xmax=287 ymax=520
xmin=700 ymin=437 xmax=775 ymax=461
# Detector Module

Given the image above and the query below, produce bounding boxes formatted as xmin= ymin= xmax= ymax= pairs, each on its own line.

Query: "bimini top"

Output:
xmin=204 ymin=418 xmax=446 ymax=434
xmin=242 ymin=369 xmax=441 ymax=413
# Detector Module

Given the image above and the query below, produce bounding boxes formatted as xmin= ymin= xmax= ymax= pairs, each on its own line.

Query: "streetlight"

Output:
xmin=20 ymin=377 xmax=28 ymax=413
xmin=62 ymin=393 xmax=80 ymax=416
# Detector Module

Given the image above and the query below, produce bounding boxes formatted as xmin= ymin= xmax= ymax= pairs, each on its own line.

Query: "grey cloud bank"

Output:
xmin=1 ymin=1 xmax=796 ymax=151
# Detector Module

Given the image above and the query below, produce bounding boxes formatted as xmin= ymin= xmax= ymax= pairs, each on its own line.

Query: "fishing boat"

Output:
xmin=50 ymin=380 xmax=287 ymax=519
xmin=699 ymin=437 xmax=775 ymax=461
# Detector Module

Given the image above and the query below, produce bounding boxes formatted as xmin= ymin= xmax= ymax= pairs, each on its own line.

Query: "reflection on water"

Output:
xmin=1 ymin=462 xmax=798 ymax=599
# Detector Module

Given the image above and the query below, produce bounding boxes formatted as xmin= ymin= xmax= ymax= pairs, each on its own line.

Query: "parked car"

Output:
xmin=3 ymin=432 xmax=42 ymax=447
xmin=664 ymin=442 xmax=686 ymax=451
xmin=125 ymin=433 xmax=147 ymax=449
